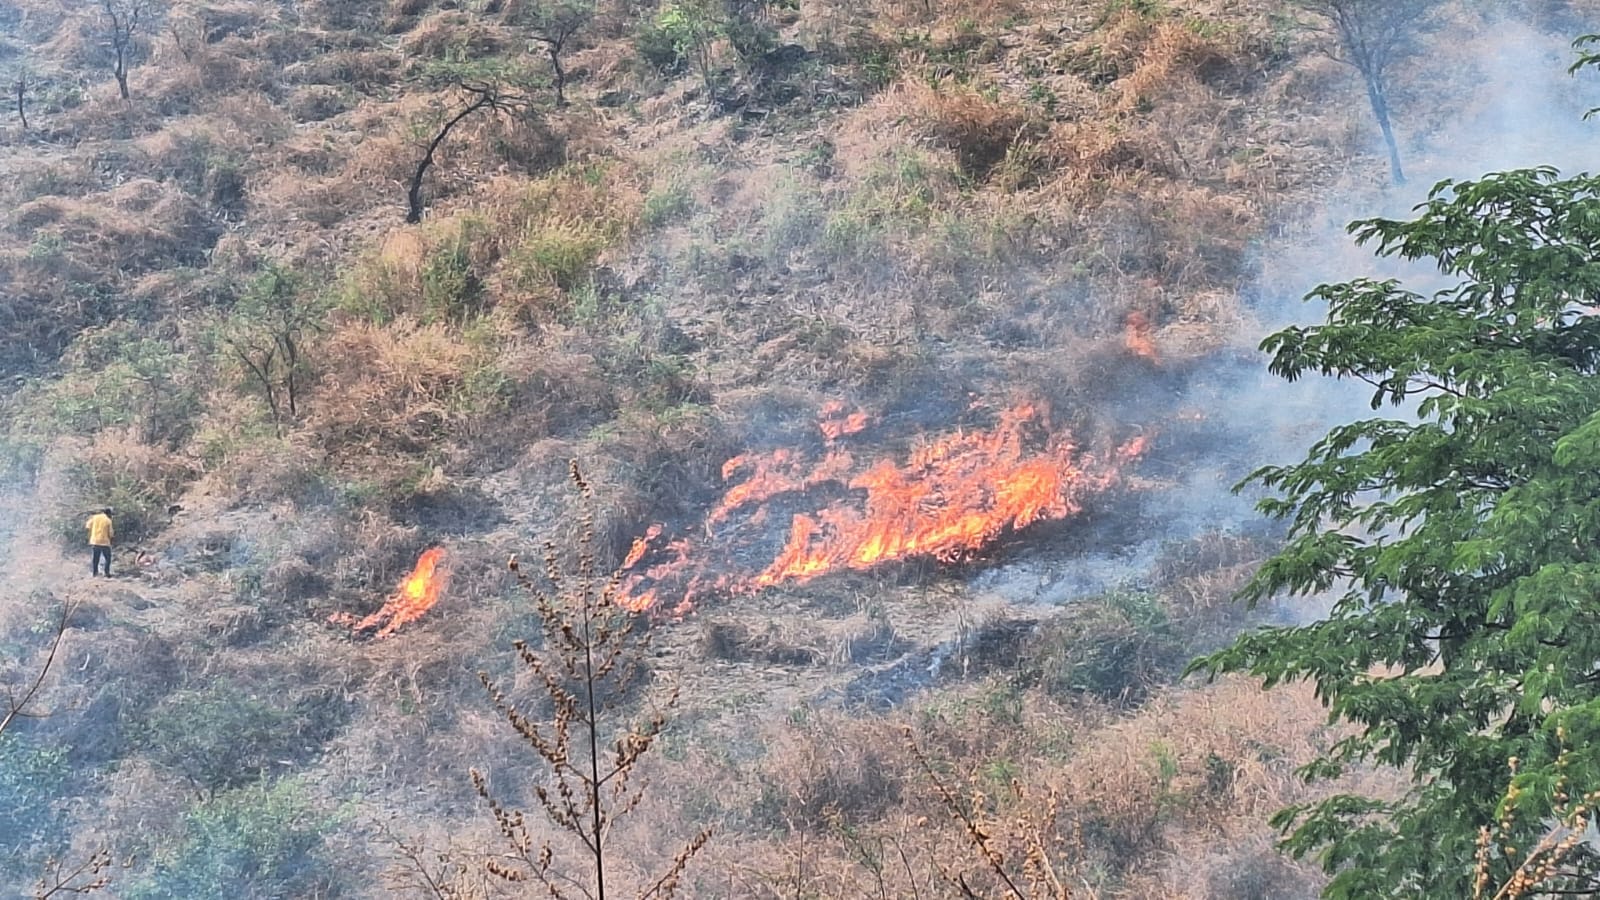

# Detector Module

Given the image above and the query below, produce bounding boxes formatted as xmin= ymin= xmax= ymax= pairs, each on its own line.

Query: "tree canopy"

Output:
xmin=1195 ymin=166 xmax=1600 ymax=897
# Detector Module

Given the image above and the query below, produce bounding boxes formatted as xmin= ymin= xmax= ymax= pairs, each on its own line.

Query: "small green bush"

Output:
xmin=635 ymin=19 xmax=687 ymax=74
xmin=512 ymin=220 xmax=611 ymax=290
xmin=124 ymin=778 xmax=343 ymax=900
xmin=420 ymin=236 xmax=484 ymax=323
xmin=136 ymin=682 xmax=332 ymax=795
xmin=50 ymin=460 xmax=172 ymax=549
xmin=30 ymin=324 xmax=202 ymax=446
xmin=642 ymin=181 xmax=693 ymax=227
xmin=1021 ymin=591 xmax=1186 ymax=706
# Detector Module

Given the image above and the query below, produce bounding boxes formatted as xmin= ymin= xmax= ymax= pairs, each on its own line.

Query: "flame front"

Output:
xmin=330 ymin=547 xmax=450 ymax=638
xmin=1124 ymin=311 xmax=1158 ymax=361
xmin=618 ymin=402 xmax=1145 ymax=614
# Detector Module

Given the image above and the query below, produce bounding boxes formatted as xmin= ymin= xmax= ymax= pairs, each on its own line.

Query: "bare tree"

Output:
xmin=14 ymin=69 xmax=29 ymax=132
xmin=407 ymin=76 xmax=529 ymax=224
xmin=217 ymin=265 xmax=320 ymax=435
xmin=97 ymin=0 xmax=153 ymax=100
xmin=509 ymin=0 xmax=595 ymax=108
xmin=1 ymin=602 xmax=72 ymax=736
xmin=1299 ymin=0 xmax=1433 ymax=185
xmin=472 ymin=461 xmax=710 ymax=899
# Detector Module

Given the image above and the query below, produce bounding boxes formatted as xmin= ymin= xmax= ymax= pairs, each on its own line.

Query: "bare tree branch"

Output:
xmin=1 ymin=601 xmax=74 ymax=737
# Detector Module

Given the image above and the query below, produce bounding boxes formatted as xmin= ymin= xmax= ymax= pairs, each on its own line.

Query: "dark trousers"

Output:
xmin=91 ymin=545 xmax=111 ymax=577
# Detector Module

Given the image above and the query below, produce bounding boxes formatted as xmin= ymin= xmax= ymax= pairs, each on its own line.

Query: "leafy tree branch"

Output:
xmin=1193 ymin=166 xmax=1600 ymax=897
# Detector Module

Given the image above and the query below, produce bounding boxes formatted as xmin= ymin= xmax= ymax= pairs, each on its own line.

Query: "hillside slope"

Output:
xmin=2 ymin=0 xmax=1597 ymax=896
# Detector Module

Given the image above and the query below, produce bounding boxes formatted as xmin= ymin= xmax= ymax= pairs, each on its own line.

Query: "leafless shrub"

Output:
xmin=472 ymin=461 xmax=711 ymax=897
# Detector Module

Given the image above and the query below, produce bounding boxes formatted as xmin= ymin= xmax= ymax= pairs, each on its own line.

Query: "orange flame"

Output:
xmin=617 ymin=402 xmax=1146 ymax=614
xmin=1124 ymin=311 xmax=1158 ymax=362
xmin=329 ymin=547 xmax=450 ymax=638
xmin=819 ymin=400 xmax=871 ymax=442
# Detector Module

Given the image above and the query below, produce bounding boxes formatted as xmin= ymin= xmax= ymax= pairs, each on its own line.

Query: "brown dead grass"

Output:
xmin=898 ymin=81 xmax=1046 ymax=180
xmin=655 ymin=674 xmax=1362 ymax=899
xmin=308 ymin=318 xmax=481 ymax=457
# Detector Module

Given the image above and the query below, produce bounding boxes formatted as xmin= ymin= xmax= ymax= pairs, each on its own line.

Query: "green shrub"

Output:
xmin=642 ymin=181 xmax=694 ymax=227
xmin=512 ymin=220 xmax=611 ymax=290
xmin=49 ymin=462 xmax=166 ymax=548
xmin=136 ymin=682 xmax=337 ymax=796
xmin=1021 ymin=591 xmax=1186 ymax=705
xmin=635 ymin=16 xmax=688 ymax=74
xmin=125 ymin=779 xmax=343 ymax=900
xmin=420 ymin=234 xmax=484 ymax=323
xmin=28 ymin=324 xmax=202 ymax=446
xmin=0 ymin=734 xmax=75 ymax=884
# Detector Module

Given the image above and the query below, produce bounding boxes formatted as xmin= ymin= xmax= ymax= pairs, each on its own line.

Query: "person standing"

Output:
xmin=86 ymin=507 xmax=114 ymax=577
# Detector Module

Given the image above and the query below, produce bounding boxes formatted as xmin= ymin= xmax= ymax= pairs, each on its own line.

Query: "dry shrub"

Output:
xmin=149 ymin=39 xmax=272 ymax=105
xmin=258 ymin=173 xmax=369 ymax=229
xmin=399 ymin=12 xmax=509 ymax=59
xmin=287 ymin=47 xmax=404 ymax=89
xmin=1153 ymin=531 xmax=1266 ymax=619
xmin=1117 ymin=20 xmax=1248 ymax=111
xmin=755 ymin=712 xmax=907 ymax=830
xmin=872 ymin=0 xmax=1026 ymax=34
xmin=207 ymin=92 xmax=294 ymax=144
xmin=308 ymin=318 xmax=479 ymax=455
xmin=287 ymin=85 xmax=354 ymax=123
xmin=1050 ymin=124 xmax=1169 ymax=190
xmin=342 ymin=101 xmax=429 ymax=189
xmin=701 ymin=620 xmax=823 ymax=665
xmin=10 ymin=182 xmax=219 ymax=274
xmin=898 ymin=81 xmax=1045 ymax=181
xmin=384 ymin=0 xmax=435 ymax=33
xmin=32 ymin=8 xmax=103 ymax=72
xmin=656 ymin=669 xmax=1366 ymax=897
xmin=34 ymin=429 xmax=196 ymax=548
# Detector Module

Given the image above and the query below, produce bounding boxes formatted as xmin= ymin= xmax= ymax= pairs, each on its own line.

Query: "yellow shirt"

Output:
xmin=86 ymin=513 xmax=114 ymax=547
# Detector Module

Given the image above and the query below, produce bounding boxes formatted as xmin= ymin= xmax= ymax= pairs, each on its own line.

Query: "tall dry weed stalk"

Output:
xmin=472 ymin=461 xmax=709 ymax=899
xmin=1472 ymin=733 xmax=1598 ymax=900
xmin=906 ymin=727 xmax=1083 ymax=900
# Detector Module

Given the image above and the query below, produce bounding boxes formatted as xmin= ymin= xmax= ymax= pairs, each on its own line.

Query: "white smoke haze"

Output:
xmin=983 ymin=14 xmax=1600 ymax=613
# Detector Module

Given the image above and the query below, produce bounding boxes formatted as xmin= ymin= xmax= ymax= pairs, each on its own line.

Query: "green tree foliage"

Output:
xmin=639 ymin=0 xmax=774 ymax=97
xmin=1194 ymin=167 xmax=1600 ymax=896
xmin=214 ymin=265 xmax=321 ymax=436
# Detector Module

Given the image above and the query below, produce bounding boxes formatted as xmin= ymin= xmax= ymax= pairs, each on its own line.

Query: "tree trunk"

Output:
xmin=1365 ymin=77 xmax=1405 ymax=185
xmin=548 ymin=45 xmax=567 ymax=108
xmin=407 ymin=96 xmax=490 ymax=224
xmin=14 ymin=76 xmax=26 ymax=132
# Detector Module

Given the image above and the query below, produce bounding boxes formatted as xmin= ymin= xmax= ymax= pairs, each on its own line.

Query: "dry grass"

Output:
xmin=308 ymin=318 xmax=481 ymax=456
xmin=898 ymin=81 xmax=1046 ymax=181
xmin=649 ymin=674 xmax=1364 ymax=899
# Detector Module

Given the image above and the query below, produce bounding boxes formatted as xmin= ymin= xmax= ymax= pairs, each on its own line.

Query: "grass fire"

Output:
xmin=329 ymin=546 xmax=450 ymax=638
xmin=617 ymin=401 xmax=1148 ymax=614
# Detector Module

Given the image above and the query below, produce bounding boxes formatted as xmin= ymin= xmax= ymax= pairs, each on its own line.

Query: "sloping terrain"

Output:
xmin=1 ymin=0 xmax=1597 ymax=896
